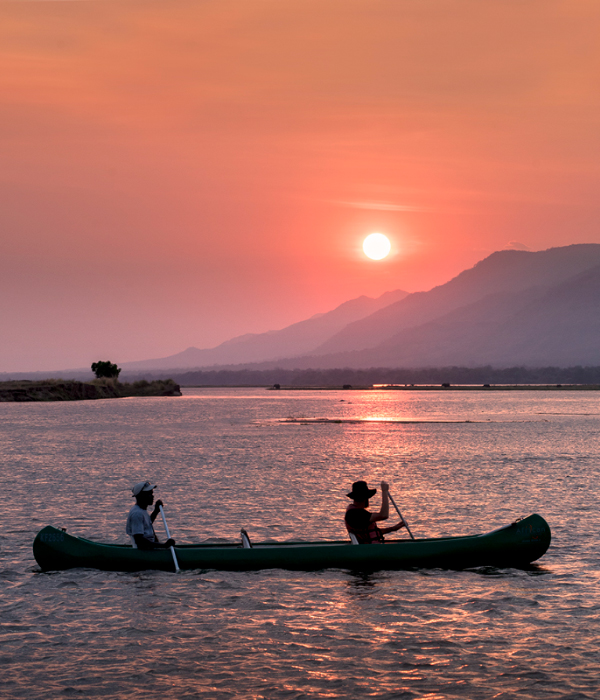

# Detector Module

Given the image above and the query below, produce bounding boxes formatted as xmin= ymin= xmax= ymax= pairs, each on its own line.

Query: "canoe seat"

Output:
xmin=241 ymin=528 xmax=253 ymax=549
xmin=349 ymin=533 xmax=360 ymax=545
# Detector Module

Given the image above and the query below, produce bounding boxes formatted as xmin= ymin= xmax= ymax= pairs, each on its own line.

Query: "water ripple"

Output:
xmin=1 ymin=389 xmax=599 ymax=698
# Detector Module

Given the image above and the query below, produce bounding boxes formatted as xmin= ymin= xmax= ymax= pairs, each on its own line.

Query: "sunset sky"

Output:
xmin=2 ymin=0 xmax=600 ymax=371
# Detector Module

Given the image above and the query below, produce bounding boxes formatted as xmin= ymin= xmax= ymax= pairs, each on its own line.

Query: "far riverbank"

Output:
xmin=264 ymin=384 xmax=600 ymax=391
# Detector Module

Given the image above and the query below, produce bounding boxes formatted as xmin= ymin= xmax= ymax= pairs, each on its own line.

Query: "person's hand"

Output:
xmin=153 ymin=499 xmax=164 ymax=512
xmin=165 ymin=538 xmax=175 ymax=548
xmin=381 ymin=480 xmax=389 ymax=492
xmin=393 ymin=522 xmax=405 ymax=531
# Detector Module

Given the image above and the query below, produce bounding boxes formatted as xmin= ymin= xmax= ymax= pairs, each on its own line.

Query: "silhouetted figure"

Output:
xmin=126 ymin=481 xmax=175 ymax=550
xmin=345 ymin=480 xmax=404 ymax=544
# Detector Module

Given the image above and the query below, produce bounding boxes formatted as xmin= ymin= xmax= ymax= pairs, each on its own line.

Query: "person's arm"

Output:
xmin=370 ymin=480 xmax=391 ymax=523
xmin=150 ymin=500 xmax=164 ymax=523
xmin=378 ymin=521 xmax=405 ymax=535
xmin=133 ymin=534 xmax=175 ymax=550
xmin=134 ymin=533 xmax=156 ymax=550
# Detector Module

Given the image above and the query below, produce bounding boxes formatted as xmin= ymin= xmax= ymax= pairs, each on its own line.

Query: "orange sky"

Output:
xmin=2 ymin=0 xmax=600 ymax=371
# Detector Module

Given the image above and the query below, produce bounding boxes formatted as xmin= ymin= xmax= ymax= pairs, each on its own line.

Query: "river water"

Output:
xmin=1 ymin=388 xmax=599 ymax=699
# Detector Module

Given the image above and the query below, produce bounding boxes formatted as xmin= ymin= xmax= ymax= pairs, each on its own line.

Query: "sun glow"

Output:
xmin=363 ymin=233 xmax=391 ymax=260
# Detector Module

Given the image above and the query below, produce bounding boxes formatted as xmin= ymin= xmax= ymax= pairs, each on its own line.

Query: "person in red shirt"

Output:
xmin=345 ymin=480 xmax=405 ymax=543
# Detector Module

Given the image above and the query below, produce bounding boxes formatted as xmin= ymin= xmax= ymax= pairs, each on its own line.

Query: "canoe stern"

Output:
xmin=33 ymin=526 xmax=175 ymax=572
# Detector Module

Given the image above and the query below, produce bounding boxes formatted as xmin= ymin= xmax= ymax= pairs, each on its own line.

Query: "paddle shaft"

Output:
xmin=159 ymin=505 xmax=180 ymax=573
xmin=388 ymin=492 xmax=415 ymax=540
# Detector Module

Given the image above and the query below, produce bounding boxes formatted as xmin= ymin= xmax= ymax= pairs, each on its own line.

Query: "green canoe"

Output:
xmin=33 ymin=514 xmax=550 ymax=573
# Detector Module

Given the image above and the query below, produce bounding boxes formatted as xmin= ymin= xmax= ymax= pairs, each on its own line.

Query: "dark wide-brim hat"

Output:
xmin=347 ymin=480 xmax=377 ymax=500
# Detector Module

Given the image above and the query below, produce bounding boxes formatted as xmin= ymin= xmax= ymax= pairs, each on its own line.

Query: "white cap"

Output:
xmin=132 ymin=481 xmax=156 ymax=497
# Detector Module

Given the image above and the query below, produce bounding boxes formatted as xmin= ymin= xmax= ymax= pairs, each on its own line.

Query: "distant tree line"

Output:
xmin=120 ymin=365 xmax=600 ymax=387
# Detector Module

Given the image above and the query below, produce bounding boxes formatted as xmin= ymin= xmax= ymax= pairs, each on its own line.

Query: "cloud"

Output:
xmin=334 ymin=201 xmax=431 ymax=212
xmin=504 ymin=241 xmax=530 ymax=251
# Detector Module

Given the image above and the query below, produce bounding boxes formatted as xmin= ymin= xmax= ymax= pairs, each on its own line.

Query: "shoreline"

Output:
xmin=179 ymin=383 xmax=600 ymax=391
xmin=271 ymin=384 xmax=600 ymax=391
xmin=0 ymin=379 xmax=182 ymax=402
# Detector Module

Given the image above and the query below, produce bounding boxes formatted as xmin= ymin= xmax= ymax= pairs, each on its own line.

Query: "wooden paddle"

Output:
xmin=388 ymin=491 xmax=415 ymax=540
xmin=159 ymin=505 xmax=180 ymax=573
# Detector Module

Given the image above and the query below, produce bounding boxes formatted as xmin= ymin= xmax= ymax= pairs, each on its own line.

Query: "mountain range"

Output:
xmin=122 ymin=288 xmax=409 ymax=370
xmin=124 ymin=243 xmax=600 ymax=371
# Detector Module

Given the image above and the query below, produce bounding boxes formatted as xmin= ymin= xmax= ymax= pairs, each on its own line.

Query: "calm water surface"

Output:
xmin=1 ymin=388 xmax=599 ymax=699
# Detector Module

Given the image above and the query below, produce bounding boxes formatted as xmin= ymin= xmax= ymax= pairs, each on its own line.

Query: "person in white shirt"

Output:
xmin=126 ymin=481 xmax=175 ymax=550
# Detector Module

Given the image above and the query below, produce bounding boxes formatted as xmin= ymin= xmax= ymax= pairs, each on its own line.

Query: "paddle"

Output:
xmin=159 ymin=505 xmax=180 ymax=573
xmin=388 ymin=491 xmax=415 ymax=540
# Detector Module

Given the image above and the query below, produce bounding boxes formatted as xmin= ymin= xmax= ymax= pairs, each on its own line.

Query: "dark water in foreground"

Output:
xmin=1 ymin=388 xmax=599 ymax=699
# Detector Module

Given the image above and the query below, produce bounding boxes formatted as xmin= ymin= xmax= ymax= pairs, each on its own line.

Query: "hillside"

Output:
xmin=307 ymin=244 xmax=600 ymax=357
xmin=121 ymin=288 xmax=408 ymax=370
xmin=258 ymin=251 xmax=600 ymax=369
xmin=12 ymin=244 xmax=600 ymax=377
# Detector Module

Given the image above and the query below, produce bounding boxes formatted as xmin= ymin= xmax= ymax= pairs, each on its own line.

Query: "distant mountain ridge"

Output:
xmin=124 ymin=243 xmax=600 ymax=371
xmin=251 ymin=244 xmax=600 ymax=369
xmin=308 ymin=244 xmax=600 ymax=356
xmin=122 ymin=288 xmax=409 ymax=370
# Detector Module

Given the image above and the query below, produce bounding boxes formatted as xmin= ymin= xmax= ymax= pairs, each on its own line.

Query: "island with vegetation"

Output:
xmin=0 ymin=361 xmax=182 ymax=402
xmin=0 ymin=378 xmax=182 ymax=402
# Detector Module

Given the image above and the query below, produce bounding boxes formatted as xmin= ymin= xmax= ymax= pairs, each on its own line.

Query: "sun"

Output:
xmin=363 ymin=233 xmax=391 ymax=260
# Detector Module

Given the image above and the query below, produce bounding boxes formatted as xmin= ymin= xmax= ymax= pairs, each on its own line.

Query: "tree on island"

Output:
xmin=91 ymin=360 xmax=122 ymax=380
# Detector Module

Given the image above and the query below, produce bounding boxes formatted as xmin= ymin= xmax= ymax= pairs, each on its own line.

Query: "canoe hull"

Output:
xmin=33 ymin=514 xmax=551 ymax=573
